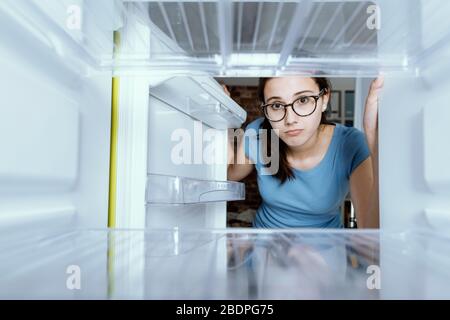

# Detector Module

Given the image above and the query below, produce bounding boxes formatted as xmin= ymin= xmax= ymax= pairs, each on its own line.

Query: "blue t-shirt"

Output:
xmin=243 ymin=117 xmax=370 ymax=229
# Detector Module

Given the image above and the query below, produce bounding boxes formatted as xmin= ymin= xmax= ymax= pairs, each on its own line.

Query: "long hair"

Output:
xmin=257 ymin=77 xmax=334 ymax=184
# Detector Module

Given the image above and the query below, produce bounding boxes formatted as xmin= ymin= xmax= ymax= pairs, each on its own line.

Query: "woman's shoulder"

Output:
xmin=334 ymin=124 xmax=371 ymax=176
xmin=245 ymin=117 xmax=265 ymax=132
xmin=334 ymin=123 xmax=366 ymax=143
xmin=336 ymin=124 xmax=368 ymax=154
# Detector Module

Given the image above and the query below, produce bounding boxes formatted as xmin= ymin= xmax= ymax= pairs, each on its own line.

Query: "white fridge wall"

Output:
xmin=0 ymin=0 xmax=113 ymax=230
xmin=377 ymin=0 xmax=450 ymax=231
xmin=114 ymin=77 xmax=150 ymax=229
xmin=146 ymin=95 xmax=228 ymax=228
xmin=146 ymin=97 xmax=226 ymax=182
xmin=379 ymin=75 xmax=450 ymax=230
xmin=376 ymin=0 xmax=450 ymax=299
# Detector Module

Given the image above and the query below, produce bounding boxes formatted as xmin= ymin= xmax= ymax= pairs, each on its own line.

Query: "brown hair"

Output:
xmin=257 ymin=77 xmax=334 ymax=184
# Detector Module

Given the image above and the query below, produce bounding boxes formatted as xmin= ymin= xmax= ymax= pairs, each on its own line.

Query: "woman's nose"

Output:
xmin=285 ymin=106 xmax=299 ymax=125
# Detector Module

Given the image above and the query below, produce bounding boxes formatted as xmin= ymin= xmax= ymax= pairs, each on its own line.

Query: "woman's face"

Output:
xmin=263 ymin=77 xmax=329 ymax=148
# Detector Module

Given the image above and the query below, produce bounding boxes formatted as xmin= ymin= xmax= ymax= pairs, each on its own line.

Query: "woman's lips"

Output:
xmin=285 ymin=129 xmax=304 ymax=137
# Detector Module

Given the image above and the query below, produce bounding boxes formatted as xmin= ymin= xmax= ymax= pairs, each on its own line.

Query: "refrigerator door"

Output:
xmin=145 ymin=75 xmax=247 ymax=229
xmin=0 ymin=0 xmax=116 ymax=230
xmin=377 ymin=1 xmax=450 ymax=232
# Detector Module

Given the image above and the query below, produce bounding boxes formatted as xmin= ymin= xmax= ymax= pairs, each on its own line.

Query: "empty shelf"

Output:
xmin=126 ymin=0 xmax=450 ymax=76
xmin=1 ymin=228 xmax=450 ymax=299
xmin=146 ymin=174 xmax=245 ymax=204
xmin=149 ymin=76 xmax=246 ymax=129
xmin=4 ymin=1 xmax=450 ymax=76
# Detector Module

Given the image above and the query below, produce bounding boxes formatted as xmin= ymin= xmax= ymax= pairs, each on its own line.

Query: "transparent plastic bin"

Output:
xmin=1 ymin=228 xmax=450 ymax=299
xmin=149 ymin=76 xmax=246 ymax=129
xmin=4 ymin=1 xmax=450 ymax=77
xmin=146 ymin=173 xmax=245 ymax=204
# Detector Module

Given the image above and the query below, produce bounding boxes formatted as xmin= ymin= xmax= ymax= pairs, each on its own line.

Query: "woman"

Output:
xmin=226 ymin=76 xmax=383 ymax=229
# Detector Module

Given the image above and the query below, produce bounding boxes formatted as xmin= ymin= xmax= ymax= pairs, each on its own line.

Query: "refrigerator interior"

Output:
xmin=1 ymin=0 xmax=450 ymax=299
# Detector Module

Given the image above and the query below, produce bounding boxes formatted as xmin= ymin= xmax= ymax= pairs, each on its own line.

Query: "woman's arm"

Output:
xmin=349 ymin=156 xmax=378 ymax=228
xmin=227 ymin=128 xmax=255 ymax=181
xmin=221 ymin=84 xmax=255 ymax=182
xmin=350 ymin=76 xmax=384 ymax=228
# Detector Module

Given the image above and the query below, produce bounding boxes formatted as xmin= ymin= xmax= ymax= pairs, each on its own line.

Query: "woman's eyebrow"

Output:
xmin=293 ymin=90 xmax=314 ymax=96
xmin=266 ymin=90 xmax=314 ymax=103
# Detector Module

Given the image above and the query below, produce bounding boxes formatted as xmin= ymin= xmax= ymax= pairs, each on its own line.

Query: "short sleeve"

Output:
xmin=243 ymin=118 xmax=263 ymax=163
xmin=342 ymin=127 xmax=371 ymax=177
xmin=243 ymin=118 xmax=264 ymax=165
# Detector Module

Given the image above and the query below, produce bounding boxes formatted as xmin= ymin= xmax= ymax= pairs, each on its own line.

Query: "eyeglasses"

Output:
xmin=261 ymin=89 xmax=326 ymax=122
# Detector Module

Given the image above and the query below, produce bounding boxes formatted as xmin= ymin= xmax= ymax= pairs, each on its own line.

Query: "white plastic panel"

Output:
xmin=423 ymin=101 xmax=450 ymax=192
xmin=0 ymin=0 xmax=112 ymax=229
xmin=0 ymin=61 xmax=79 ymax=193
xmin=413 ymin=0 xmax=450 ymax=69
xmin=0 ymin=0 xmax=123 ymax=75
xmin=1 ymin=228 xmax=450 ymax=299
xmin=145 ymin=203 xmax=225 ymax=228
xmin=379 ymin=72 xmax=450 ymax=231
xmin=113 ymin=77 xmax=150 ymax=229
xmin=148 ymin=96 xmax=224 ymax=180
xmin=146 ymin=174 xmax=245 ymax=204
xmin=375 ymin=0 xmax=450 ymax=232
xmin=147 ymin=81 xmax=238 ymax=228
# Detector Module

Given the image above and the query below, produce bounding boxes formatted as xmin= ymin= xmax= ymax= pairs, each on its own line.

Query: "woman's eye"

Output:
xmin=271 ymin=103 xmax=283 ymax=110
xmin=298 ymin=97 xmax=309 ymax=104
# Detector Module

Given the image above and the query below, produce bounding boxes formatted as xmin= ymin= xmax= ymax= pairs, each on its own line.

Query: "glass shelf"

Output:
xmin=4 ymin=1 xmax=450 ymax=77
xmin=121 ymin=0 xmax=450 ymax=77
xmin=1 ymin=228 xmax=450 ymax=299
xmin=146 ymin=174 xmax=245 ymax=204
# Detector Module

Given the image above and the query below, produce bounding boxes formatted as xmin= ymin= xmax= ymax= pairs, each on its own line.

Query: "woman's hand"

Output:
xmin=227 ymin=130 xmax=235 ymax=166
xmin=363 ymin=75 xmax=384 ymax=154
xmin=221 ymin=84 xmax=231 ymax=97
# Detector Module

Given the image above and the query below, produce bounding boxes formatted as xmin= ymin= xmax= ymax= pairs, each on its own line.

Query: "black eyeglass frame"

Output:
xmin=261 ymin=89 xmax=327 ymax=122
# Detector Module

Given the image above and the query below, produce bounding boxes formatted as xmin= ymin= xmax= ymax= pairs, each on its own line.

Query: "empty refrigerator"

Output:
xmin=1 ymin=0 xmax=450 ymax=299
